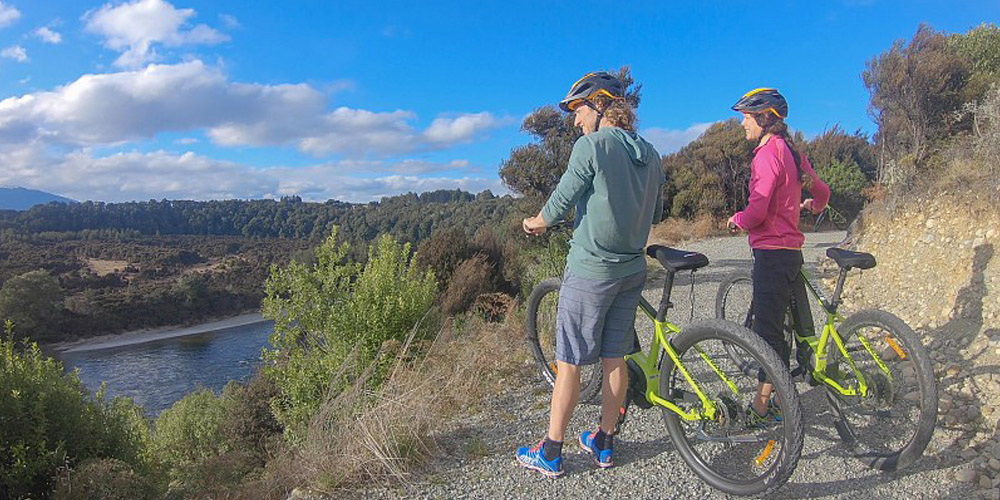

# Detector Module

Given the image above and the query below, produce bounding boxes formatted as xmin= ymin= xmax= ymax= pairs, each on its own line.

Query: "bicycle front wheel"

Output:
xmin=825 ymin=309 xmax=937 ymax=471
xmin=660 ymin=319 xmax=803 ymax=496
xmin=524 ymin=278 xmax=602 ymax=402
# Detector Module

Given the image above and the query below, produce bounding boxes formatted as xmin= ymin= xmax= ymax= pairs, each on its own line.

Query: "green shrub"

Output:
xmin=148 ymin=375 xmax=283 ymax=498
xmin=262 ymin=229 xmax=437 ymax=439
xmin=219 ymin=373 xmax=283 ymax=466
xmin=0 ymin=270 xmax=63 ymax=341
xmin=0 ymin=322 xmax=150 ymax=500
xmin=152 ymin=388 xmax=227 ymax=478
xmin=816 ymin=158 xmax=871 ymax=217
xmin=518 ymin=231 xmax=570 ymax=300
xmin=52 ymin=458 xmax=157 ymax=500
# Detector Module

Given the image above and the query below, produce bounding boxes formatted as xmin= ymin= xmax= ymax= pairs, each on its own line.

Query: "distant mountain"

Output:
xmin=0 ymin=186 xmax=76 ymax=210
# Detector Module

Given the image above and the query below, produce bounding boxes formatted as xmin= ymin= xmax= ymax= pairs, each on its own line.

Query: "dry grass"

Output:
xmin=648 ymin=215 xmax=727 ymax=246
xmin=252 ymin=308 xmax=526 ymax=497
xmin=85 ymin=258 xmax=130 ymax=276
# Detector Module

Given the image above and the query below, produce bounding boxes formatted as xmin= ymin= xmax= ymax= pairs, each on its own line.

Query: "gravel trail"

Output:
xmin=365 ymin=232 xmax=984 ymax=499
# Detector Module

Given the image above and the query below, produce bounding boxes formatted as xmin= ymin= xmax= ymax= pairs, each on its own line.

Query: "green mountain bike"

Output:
xmin=526 ymin=245 xmax=804 ymax=496
xmin=715 ymin=247 xmax=937 ymax=471
xmin=811 ymin=205 xmax=849 ymax=232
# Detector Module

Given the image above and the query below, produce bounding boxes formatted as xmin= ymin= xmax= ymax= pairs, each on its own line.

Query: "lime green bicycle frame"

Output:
xmin=625 ymin=296 xmax=741 ymax=422
xmin=793 ymin=269 xmax=894 ymax=398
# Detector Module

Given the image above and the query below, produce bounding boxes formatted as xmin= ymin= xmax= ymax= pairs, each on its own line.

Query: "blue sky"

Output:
xmin=0 ymin=0 xmax=996 ymax=203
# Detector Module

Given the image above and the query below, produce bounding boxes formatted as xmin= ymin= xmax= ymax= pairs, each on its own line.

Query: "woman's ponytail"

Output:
xmin=755 ymin=113 xmax=812 ymax=190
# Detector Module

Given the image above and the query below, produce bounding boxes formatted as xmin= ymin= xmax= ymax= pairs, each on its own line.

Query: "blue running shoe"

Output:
xmin=516 ymin=441 xmax=563 ymax=478
xmin=579 ymin=430 xmax=613 ymax=468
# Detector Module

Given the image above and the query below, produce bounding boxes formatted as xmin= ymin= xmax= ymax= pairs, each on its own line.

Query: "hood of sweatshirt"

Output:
xmin=602 ymin=127 xmax=655 ymax=168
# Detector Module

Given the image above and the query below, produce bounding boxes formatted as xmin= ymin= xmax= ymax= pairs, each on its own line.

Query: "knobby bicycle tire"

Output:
xmin=659 ymin=319 xmax=804 ymax=496
xmin=525 ymin=277 xmax=602 ymax=402
xmin=825 ymin=309 xmax=937 ymax=471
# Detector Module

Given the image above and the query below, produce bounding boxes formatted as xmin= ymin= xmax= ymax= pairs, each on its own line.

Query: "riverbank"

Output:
xmin=47 ymin=312 xmax=270 ymax=354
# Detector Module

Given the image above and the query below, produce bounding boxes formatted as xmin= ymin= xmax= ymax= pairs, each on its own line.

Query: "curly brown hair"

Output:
xmin=592 ymin=94 xmax=637 ymax=132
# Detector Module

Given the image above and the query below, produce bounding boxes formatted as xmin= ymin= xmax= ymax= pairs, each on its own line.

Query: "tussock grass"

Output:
xmin=256 ymin=309 xmax=525 ymax=496
xmin=648 ymin=215 xmax=726 ymax=246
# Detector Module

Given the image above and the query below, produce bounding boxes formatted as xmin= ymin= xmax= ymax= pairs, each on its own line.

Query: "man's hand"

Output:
xmin=522 ymin=215 xmax=548 ymax=236
xmin=726 ymin=215 xmax=741 ymax=234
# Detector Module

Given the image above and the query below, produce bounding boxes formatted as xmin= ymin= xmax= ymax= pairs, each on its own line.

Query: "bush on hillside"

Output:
xmin=816 ymin=159 xmax=871 ymax=217
xmin=661 ymin=120 xmax=751 ymax=219
xmin=415 ymin=227 xmax=474 ymax=290
xmin=0 ymin=322 xmax=151 ymax=500
xmin=52 ymin=458 xmax=158 ymax=500
xmin=440 ymin=254 xmax=494 ymax=316
xmin=146 ymin=374 xmax=284 ymax=499
xmin=219 ymin=373 xmax=283 ymax=466
xmin=262 ymin=229 xmax=437 ymax=439
xmin=0 ymin=270 xmax=64 ymax=341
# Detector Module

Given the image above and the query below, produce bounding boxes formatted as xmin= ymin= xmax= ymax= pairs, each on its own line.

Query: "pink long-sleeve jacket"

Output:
xmin=733 ymin=135 xmax=831 ymax=250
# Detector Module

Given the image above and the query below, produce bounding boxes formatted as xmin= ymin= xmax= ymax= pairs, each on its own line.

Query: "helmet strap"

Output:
xmin=585 ymin=101 xmax=603 ymax=132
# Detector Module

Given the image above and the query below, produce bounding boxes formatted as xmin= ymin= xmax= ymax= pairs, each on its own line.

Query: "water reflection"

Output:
xmin=57 ymin=321 xmax=274 ymax=416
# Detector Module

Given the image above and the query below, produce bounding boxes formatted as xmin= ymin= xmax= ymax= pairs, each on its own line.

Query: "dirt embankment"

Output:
xmin=842 ymin=191 xmax=1000 ymax=495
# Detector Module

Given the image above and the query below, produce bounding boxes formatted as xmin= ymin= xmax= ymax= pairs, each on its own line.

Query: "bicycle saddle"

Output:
xmin=826 ymin=248 xmax=876 ymax=270
xmin=646 ymin=245 xmax=709 ymax=272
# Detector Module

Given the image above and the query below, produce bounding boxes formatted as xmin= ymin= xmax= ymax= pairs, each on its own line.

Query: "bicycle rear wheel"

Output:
xmin=715 ymin=269 xmax=754 ymax=330
xmin=660 ymin=319 xmax=803 ymax=496
xmin=825 ymin=309 xmax=937 ymax=471
xmin=525 ymin=278 xmax=602 ymax=402
xmin=716 ymin=270 xmax=798 ymax=379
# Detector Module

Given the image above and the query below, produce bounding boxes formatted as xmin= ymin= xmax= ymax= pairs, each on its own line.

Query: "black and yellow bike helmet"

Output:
xmin=559 ymin=71 xmax=624 ymax=112
xmin=732 ymin=88 xmax=788 ymax=119
xmin=559 ymin=72 xmax=625 ymax=131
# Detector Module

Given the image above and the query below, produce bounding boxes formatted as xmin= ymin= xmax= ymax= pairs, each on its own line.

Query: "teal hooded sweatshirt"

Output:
xmin=541 ymin=127 xmax=664 ymax=280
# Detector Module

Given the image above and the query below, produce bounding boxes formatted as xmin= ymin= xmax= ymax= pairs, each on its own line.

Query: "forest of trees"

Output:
xmin=0 ymin=190 xmax=519 ymax=342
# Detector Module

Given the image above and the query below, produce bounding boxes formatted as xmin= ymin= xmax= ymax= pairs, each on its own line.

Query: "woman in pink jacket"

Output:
xmin=727 ymin=88 xmax=831 ymax=421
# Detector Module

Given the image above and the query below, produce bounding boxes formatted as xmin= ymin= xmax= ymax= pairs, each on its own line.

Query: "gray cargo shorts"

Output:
xmin=555 ymin=268 xmax=646 ymax=366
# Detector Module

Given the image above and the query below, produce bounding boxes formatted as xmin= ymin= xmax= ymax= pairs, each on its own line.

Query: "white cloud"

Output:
xmin=219 ymin=14 xmax=239 ymax=29
xmin=0 ymin=144 xmax=503 ymax=203
xmin=423 ymin=112 xmax=503 ymax=145
xmin=174 ymin=137 xmax=198 ymax=145
xmin=84 ymin=0 xmax=228 ymax=68
xmin=1 ymin=45 xmax=27 ymax=62
xmin=642 ymin=122 xmax=715 ymax=155
xmin=0 ymin=60 xmax=505 ymax=157
xmin=0 ymin=61 xmax=327 ymax=146
xmin=34 ymin=27 xmax=62 ymax=44
xmin=0 ymin=2 xmax=19 ymax=28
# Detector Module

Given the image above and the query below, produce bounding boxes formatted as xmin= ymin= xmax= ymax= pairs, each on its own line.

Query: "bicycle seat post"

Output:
xmin=657 ymin=271 xmax=675 ymax=322
xmin=829 ymin=268 xmax=848 ymax=312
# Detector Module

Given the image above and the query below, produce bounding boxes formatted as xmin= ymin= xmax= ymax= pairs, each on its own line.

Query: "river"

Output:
xmin=55 ymin=319 xmax=274 ymax=416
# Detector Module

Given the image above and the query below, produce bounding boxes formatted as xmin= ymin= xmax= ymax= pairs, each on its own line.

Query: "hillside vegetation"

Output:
xmin=839 ymin=22 xmax=1000 ymax=496
xmin=0 ymin=190 xmax=517 ymax=342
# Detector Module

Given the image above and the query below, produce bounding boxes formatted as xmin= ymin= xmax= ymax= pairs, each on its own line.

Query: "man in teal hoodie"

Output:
xmin=517 ymin=72 xmax=663 ymax=476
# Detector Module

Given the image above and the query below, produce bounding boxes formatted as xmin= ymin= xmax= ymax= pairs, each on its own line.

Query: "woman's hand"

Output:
xmin=522 ymin=215 xmax=548 ymax=236
xmin=801 ymin=198 xmax=815 ymax=213
xmin=726 ymin=215 xmax=742 ymax=234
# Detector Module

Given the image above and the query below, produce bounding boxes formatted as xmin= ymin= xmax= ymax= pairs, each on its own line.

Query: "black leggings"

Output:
xmin=751 ymin=249 xmax=814 ymax=369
